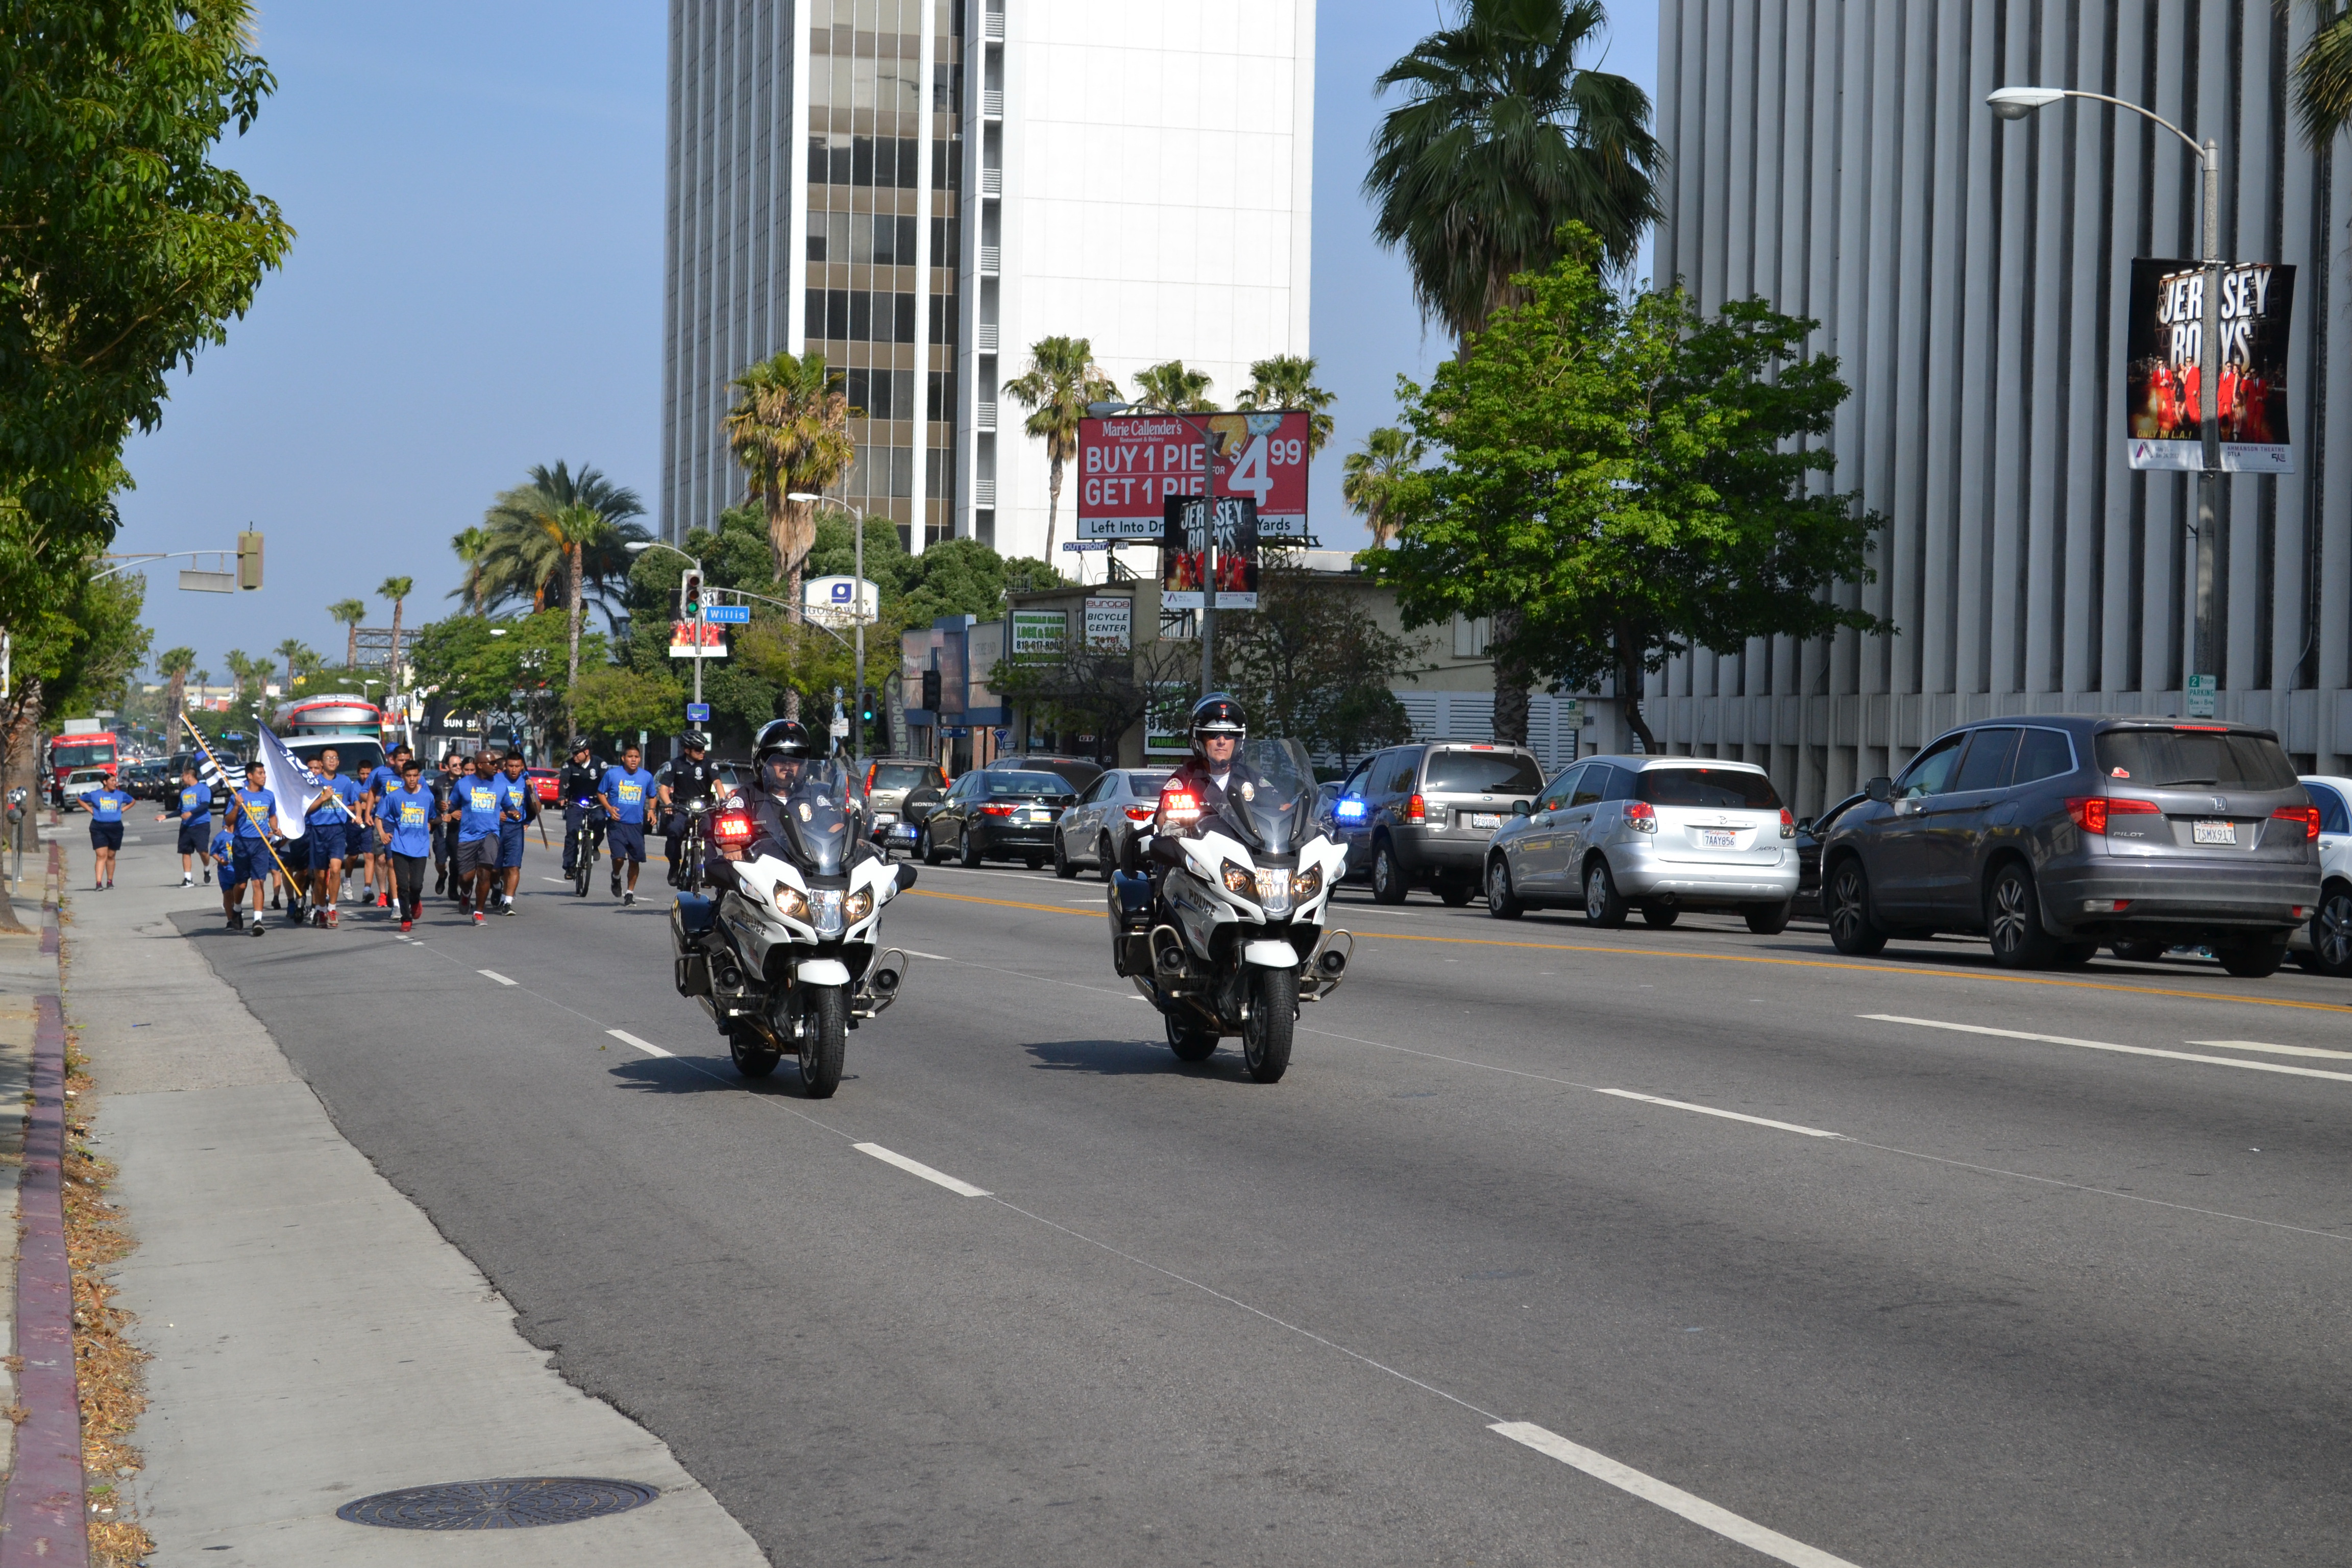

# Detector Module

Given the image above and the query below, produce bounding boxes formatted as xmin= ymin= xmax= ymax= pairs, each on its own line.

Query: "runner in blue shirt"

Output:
xmin=448 ymin=751 xmax=507 ymax=925
xmin=301 ymin=748 xmax=365 ymax=928
xmin=230 ymin=762 xmax=278 ymax=935
xmin=378 ymin=757 xmax=437 ymax=930
xmin=167 ymin=762 xmax=213 ymax=887
xmin=361 ymin=746 xmax=405 ymax=908
xmin=493 ymin=751 xmax=537 ymax=915
xmin=85 ymin=779 xmax=132 ymax=890
xmin=597 ymin=745 xmax=658 ymax=905
xmin=207 ymin=826 xmax=247 ymax=929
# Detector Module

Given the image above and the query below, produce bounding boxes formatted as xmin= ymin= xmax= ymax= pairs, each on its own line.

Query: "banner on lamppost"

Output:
xmin=2125 ymin=257 xmax=2296 ymax=473
xmin=669 ymin=620 xmax=729 ymax=659
xmin=1158 ymin=496 xmax=1260 ymax=610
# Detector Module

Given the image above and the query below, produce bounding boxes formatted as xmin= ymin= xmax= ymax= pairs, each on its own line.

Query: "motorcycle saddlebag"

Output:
xmin=671 ymin=891 xmax=719 ymax=939
xmin=670 ymin=893 xmax=717 ymax=997
xmin=1110 ymin=870 xmax=1155 ymax=932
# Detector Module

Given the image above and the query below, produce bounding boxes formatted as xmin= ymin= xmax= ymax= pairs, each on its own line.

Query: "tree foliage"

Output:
xmin=1003 ymin=336 xmax=1118 ymax=565
xmin=1368 ymin=226 xmax=1889 ymax=753
xmin=477 ymin=462 xmax=647 ymax=618
xmin=2294 ymin=1 xmax=2352 ymax=150
xmin=570 ymin=665 xmax=684 ymax=745
xmin=1236 ymin=354 xmax=1336 ymax=456
xmin=724 ymin=350 xmax=854 ymax=632
xmin=1132 ymin=360 xmax=1215 ymax=414
xmin=1342 ymin=425 xmax=1428 ymax=549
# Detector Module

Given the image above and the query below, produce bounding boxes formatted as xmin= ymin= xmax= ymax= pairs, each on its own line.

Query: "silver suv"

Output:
xmin=1330 ymin=742 xmax=1547 ymax=904
xmin=1819 ymin=717 xmax=2321 ymax=975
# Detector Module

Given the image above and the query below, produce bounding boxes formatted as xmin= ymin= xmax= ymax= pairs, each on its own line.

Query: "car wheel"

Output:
xmin=1025 ymin=854 xmax=1046 ymax=870
xmin=2110 ymin=938 xmax=2168 ymax=963
xmin=1053 ymin=831 xmax=1080 ymax=879
xmin=1743 ymin=899 xmax=1793 ymax=936
xmin=1823 ymin=859 xmax=1888 ymax=956
xmin=1098 ymin=835 xmax=1116 ymax=884
xmin=2306 ymin=885 xmax=2352 ymax=977
xmin=919 ymin=826 xmax=941 ymax=867
xmin=1437 ymin=880 xmax=1475 ymax=907
xmin=1582 ymin=860 xmax=1628 ymax=928
xmin=1371 ymin=842 xmax=1407 ymax=904
xmin=1486 ymin=857 xmax=1525 ymax=920
xmin=1984 ymin=862 xmax=2059 ymax=968
xmin=2053 ymin=940 xmax=2100 ymax=968
xmin=1640 ymin=904 xmax=1679 ymax=928
xmin=960 ymin=828 xmax=983 ymax=869
xmin=2216 ymin=940 xmax=2287 ymax=978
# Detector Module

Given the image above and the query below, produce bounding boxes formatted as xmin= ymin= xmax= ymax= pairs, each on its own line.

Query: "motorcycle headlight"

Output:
xmin=845 ymin=888 xmax=874 ymax=923
xmin=773 ymin=881 xmax=808 ymax=921
xmin=1220 ymin=859 xmax=1257 ymax=899
xmin=1291 ymin=864 xmax=1323 ymax=902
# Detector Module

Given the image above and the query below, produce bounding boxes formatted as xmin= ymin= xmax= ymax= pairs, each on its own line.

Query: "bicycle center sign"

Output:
xmin=1075 ymin=410 xmax=1309 ymax=541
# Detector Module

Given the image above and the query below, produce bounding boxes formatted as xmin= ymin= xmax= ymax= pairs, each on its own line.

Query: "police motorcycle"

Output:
xmin=1108 ymin=728 xmax=1354 ymax=1083
xmin=667 ymin=721 xmax=914 ymax=1098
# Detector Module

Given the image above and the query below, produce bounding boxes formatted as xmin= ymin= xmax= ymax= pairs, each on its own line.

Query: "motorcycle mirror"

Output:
xmin=1864 ymin=775 xmax=1893 ymax=803
xmin=893 ymin=863 xmax=918 ymax=891
xmin=1511 ymin=800 xmax=1531 ymax=817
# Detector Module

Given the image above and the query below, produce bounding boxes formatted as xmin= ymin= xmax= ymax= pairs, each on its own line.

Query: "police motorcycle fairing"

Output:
xmin=669 ymin=755 xmax=913 ymax=1097
xmin=1108 ymin=738 xmax=1353 ymax=1082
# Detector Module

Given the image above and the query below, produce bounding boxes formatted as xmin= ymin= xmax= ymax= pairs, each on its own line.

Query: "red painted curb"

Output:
xmin=0 ymin=993 xmax=86 ymax=1567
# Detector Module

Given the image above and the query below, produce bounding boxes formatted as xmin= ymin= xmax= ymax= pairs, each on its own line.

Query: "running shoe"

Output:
xmin=250 ymin=919 xmax=265 ymax=937
xmin=622 ymin=889 xmax=635 ymax=906
xmin=501 ymin=903 xmax=516 ymax=916
xmin=327 ymin=908 xmax=339 ymax=928
xmin=225 ymin=911 xmax=240 ymax=929
xmin=377 ymin=894 xmax=389 ymax=910
xmin=181 ymin=873 xmax=192 ymax=887
xmin=472 ymin=910 xmax=485 ymax=925
xmin=203 ymin=869 xmax=212 ymax=885
xmin=399 ymin=919 xmax=412 ymax=933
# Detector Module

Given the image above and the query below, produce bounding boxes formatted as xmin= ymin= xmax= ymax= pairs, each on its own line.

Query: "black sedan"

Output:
xmin=1792 ymin=792 xmax=1867 ymax=918
xmin=916 ymin=770 xmax=1077 ymax=869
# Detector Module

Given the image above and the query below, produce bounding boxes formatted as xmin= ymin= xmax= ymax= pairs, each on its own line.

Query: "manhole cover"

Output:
xmin=337 ymin=1477 xmax=659 ymax=1530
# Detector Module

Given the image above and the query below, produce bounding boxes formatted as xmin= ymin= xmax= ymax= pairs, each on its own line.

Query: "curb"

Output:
xmin=1 ymin=851 xmax=85 ymax=1567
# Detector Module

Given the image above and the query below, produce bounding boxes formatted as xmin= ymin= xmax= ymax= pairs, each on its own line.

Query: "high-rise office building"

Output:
xmin=663 ymin=1 xmax=1315 ymax=563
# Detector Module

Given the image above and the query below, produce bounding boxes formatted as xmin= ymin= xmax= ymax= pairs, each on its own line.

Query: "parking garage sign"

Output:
xmin=1076 ymin=411 xmax=1310 ymax=540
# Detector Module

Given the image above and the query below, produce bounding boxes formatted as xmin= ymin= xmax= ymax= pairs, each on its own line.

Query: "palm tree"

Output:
xmin=1365 ymin=0 xmax=1661 ymax=345
xmin=1236 ymin=354 xmax=1336 ymax=456
xmin=273 ymin=639 xmax=311 ymax=696
xmin=329 ymin=599 xmax=367 ymax=668
xmin=725 ymin=350 xmax=855 ymax=602
xmin=1133 ymin=360 xmax=1215 ymax=413
xmin=1342 ymin=426 xmax=1428 ymax=549
xmin=156 ymin=647 xmax=195 ymax=740
xmin=450 ymin=527 xmax=490 ymax=613
xmin=378 ymin=577 xmax=414 ymax=677
xmin=479 ymin=462 xmax=648 ymax=620
xmin=2295 ymin=4 xmax=2352 ymax=150
xmin=1003 ymin=336 xmax=1120 ymax=566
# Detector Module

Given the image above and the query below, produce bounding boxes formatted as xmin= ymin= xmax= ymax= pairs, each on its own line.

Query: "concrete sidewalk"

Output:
xmin=61 ymin=827 xmax=766 ymax=1565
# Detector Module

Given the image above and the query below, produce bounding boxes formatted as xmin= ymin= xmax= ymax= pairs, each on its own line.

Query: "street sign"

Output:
xmin=685 ymin=701 xmax=711 ymax=723
xmin=1076 ymin=410 xmax=1310 ymax=540
xmin=178 ymin=570 xmax=234 ymax=593
xmin=699 ymin=604 xmax=750 ymax=625
xmin=2187 ymin=673 xmax=2218 ymax=718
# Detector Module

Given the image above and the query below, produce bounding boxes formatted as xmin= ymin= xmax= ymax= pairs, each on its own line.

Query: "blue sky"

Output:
xmin=113 ymin=1 xmax=1657 ymax=678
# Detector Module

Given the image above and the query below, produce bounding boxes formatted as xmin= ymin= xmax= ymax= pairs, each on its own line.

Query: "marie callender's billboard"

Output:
xmin=2125 ymin=258 xmax=2295 ymax=473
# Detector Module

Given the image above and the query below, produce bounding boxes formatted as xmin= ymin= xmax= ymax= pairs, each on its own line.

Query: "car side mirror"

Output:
xmin=1512 ymin=800 xmax=1532 ymax=817
xmin=1864 ymin=776 xmax=1892 ymax=803
xmin=1795 ymin=817 xmax=1814 ymax=834
xmin=893 ymin=863 xmax=918 ymax=891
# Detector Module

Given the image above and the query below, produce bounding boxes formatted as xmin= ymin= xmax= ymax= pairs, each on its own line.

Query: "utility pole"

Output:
xmin=2195 ymin=137 xmax=2220 ymax=712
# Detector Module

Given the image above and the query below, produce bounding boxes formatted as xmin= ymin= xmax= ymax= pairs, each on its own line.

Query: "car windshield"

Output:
xmin=1005 ymin=758 xmax=1100 ymax=791
xmin=1211 ymin=739 xmax=1317 ymax=854
xmin=287 ymin=740 xmax=386 ymax=775
xmin=987 ymin=772 xmax=1070 ymax=798
xmin=1423 ymin=749 xmax=1544 ymax=794
xmin=774 ymin=758 xmax=853 ymax=876
xmin=52 ymin=743 xmax=115 ymax=769
xmin=1637 ymin=767 xmax=1783 ymax=810
xmin=869 ymin=764 xmax=939 ymax=792
xmin=2095 ymin=728 xmax=2297 ymax=791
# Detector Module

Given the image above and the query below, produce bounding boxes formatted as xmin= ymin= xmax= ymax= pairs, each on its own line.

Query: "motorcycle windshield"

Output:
xmin=777 ymin=759 xmax=853 ymax=877
xmin=1222 ymin=739 xmax=1317 ymax=855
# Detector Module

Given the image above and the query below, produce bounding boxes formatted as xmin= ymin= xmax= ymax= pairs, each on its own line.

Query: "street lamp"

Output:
xmin=627 ymin=540 xmax=707 ymax=708
xmin=789 ymin=492 xmax=872 ymax=766
xmin=1090 ymin=398 xmax=1221 ymax=701
xmin=1989 ymin=84 xmax=2222 ymax=709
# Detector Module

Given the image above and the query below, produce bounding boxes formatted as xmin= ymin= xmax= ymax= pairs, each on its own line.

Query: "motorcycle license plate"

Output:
xmin=1469 ymin=813 xmax=1502 ymax=829
xmin=1702 ymin=829 xmax=1738 ymax=849
xmin=2193 ymin=819 xmax=2237 ymax=845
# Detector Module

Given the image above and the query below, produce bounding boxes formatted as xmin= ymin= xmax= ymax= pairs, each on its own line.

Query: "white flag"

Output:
xmin=254 ymin=727 xmax=320 ymax=839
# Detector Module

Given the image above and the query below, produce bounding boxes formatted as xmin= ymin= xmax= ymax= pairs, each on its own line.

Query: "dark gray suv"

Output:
xmin=1329 ymin=742 xmax=1547 ymax=904
xmin=1819 ymin=717 xmax=2321 ymax=975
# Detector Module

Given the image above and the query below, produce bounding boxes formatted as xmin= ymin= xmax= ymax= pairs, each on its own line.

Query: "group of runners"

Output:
xmin=150 ymin=737 xmax=676 ymax=935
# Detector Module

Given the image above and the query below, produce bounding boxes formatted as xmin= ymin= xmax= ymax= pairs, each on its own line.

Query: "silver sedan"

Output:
xmin=1054 ymin=768 xmax=1171 ymax=881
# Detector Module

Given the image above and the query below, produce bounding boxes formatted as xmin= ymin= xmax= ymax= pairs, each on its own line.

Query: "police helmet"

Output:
xmin=568 ymin=736 xmax=591 ymax=753
xmin=752 ymin=719 xmax=814 ymax=761
xmin=1188 ymin=693 xmax=1247 ymax=753
xmin=679 ymin=731 xmax=710 ymax=752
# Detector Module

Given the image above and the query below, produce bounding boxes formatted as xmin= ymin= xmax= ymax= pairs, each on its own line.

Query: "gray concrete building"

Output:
xmin=1651 ymin=1 xmax=2352 ymax=814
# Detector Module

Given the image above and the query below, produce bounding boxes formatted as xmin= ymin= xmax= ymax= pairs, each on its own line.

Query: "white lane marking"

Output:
xmin=607 ymin=1028 xmax=671 ymax=1058
xmin=1594 ymin=1088 xmax=1844 ymax=1139
xmin=1863 ymin=1014 xmax=2352 ymax=1084
xmin=478 ymin=969 xmax=516 ymax=986
xmin=2187 ymin=1037 xmax=2352 ymax=1061
xmin=540 ymin=875 xmax=573 ymax=884
xmin=1490 ymin=1423 xmax=1863 ymax=1568
xmin=898 ymin=948 xmax=954 ymax=961
xmin=853 ymin=1142 xmax=991 ymax=1196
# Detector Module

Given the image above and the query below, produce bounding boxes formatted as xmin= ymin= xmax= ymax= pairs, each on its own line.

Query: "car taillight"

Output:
xmin=2065 ymin=796 xmax=2160 ymax=835
xmin=1123 ymin=805 xmax=1155 ymax=822
xmin=713 ymin=810 xmax=752 ymax=844
xmin=977 ymin=802 xmax=1016 ymax=816
xmin=1405 ymin=793 xmax=1426 ymax=823
xmin=864 ymin=763 xmax=876 ymax=794
xmin=2272 ymin=803 xmax=2322 ymax=839
xmin=1779 ymin=807 xmax=1795 ymax=840
xmin=1625 ymin=799 xmax=1657 ymax=831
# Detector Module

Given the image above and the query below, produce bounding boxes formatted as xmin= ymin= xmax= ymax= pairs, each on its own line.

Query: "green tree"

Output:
xmin=328 ymin=598 xmax=366 ymax=667
xmin=379 ymin=576 xmax=414 ymax=675
xmin=1222 ymin=564 xmax=1423 ymax=765
xmin=2294 ymin=3 xmax=2352 ymax=150
xmin=272 ymin=639 xmax=311 ymax=695
xmin=1343 ymin=425 xmax=1427 ymax=549
xmin=1367 ymin=227 xmax=1888 ymax=754
xmin=723 ymin=351 xmax=856 ymax=643
xmin=449 ymin=527 xmax=490 ymax=613
xmin=1133 ymin=360 xmax=1215 ymax=414
xmin=156 ymin=645 xmax=197 ymax=738
xmin=570 ymin=665 xmax=685 ymax=745
xmin=1003 ymin=336 xmax=1120 ymax=566
xmin=1236 ymin=355 xmax=1336 ymax=456
xmin=478 ymin=462 xmax=648 ymax=620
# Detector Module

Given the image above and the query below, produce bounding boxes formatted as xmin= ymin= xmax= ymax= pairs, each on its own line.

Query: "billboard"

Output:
xmin=1160 ymin=496 xmax=1260 ymax=610
xmin=804 ymin=575 xmax=880 ymax=626
xmin=1010 ymin=608 xmax=1069 ymax=657
xmin=1077 ymin=410 xmax=1310 ymax=539
xmin=1083 ymin=596 xmax=1132 ymax=650
xmin=2125 ymin=258 xmax=2295 ymax=473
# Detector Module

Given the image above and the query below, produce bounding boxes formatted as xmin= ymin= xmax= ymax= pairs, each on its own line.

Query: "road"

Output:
xmin=166 ymin=843 xmax=2352 ymax=1566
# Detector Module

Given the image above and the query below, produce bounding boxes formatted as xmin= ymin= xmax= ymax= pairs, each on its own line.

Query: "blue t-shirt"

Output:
xmin=495 ymin=773 xmax=532 ymax=824
xmin=305 ymin=774 xmax=362 ymax=826
xmin=232 ymin=788 xmax=276 ymax=841
xmin=177 ymin=782 xmax=212 ymax=823
xmin=455 ymin=774 xmax=506 ymax=842
xmin=379 ymin=786 xmax=436 ymax=857
xmin=364 ymin=764 xmax=400 ymax=803
xmin=209 ymin=828 xmax=235 ymax=865
xmin=601 ymin=766 xmax=656 ymax=825
xmin=87 ymin=788 xmax=130 ymax=823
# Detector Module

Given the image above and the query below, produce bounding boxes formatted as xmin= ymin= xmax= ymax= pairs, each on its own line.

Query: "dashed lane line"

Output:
xmin=607 ymin=1028 xmax=671 ymax=1058
xmin=1863 ymin=1014 xmax=2352 ymax=1084
xmin=477 ymin=969 xmax=516 ymax=986
xmin=853 ymin=1142 xmax=991 ymax=1196
xmin=2186 ymin=1037 xmax=2352 ymax=1061
xmin=1594 ymin=1088 xmax=1844 ymax=1139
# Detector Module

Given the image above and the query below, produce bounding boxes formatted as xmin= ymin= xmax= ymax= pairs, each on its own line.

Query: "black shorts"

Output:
xmin=454 ymin=837 xmax=500 ymax=878
xmin=177 ymin=820 xmax=211 ymax=856
xmin=89 ymin=822 xmax=123 ymax=851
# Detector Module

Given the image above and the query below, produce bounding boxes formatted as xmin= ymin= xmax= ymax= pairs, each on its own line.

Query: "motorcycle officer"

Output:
xmin=557 ymin=737 xmax=603 ymax=876
xmin=1146 ymin=693 xmax=1261 ymax=884
xmin=709 ymin=720 xmax=819 ymax=883
xmin=660 ymin=731 xmax=729 ymax=887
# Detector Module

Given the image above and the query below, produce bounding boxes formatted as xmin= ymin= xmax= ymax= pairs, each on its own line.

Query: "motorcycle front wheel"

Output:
xmin=798 ymin=984 xmax=848 ymax=1098
xmin=1241 ymin=967 xmax=1295 ymax=1084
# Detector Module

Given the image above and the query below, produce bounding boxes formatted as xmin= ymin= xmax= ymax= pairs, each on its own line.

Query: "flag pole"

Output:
xmin=180 ymin=715 xmax=304 ymax=894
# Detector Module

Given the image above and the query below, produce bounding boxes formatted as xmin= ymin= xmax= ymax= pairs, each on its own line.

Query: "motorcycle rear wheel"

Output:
xmin=1165 ymin=1010 xmax=1217 ymax=1062
xmin=798 ymin=985 xmax=848 ymax=1098
xmin=1241 ymin=968 xmax=1295 ymax=1084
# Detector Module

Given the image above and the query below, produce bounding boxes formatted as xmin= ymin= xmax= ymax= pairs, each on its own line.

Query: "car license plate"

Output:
xmin=1469 ymin=813 xmax=1502 ymax=829
xmin=2193 ymin=819 xmax=2237 ymax=845
xmin=874 ymin=813 xmax=896 ymax=826
xmin=890 ymin=823 xmax=916 ymax=840
xmin=1702 ymin=828 xmax=1738 ymax=849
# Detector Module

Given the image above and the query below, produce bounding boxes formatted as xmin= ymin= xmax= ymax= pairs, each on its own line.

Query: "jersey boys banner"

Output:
xmin=2125 ymin=258 xmax=2295 ymax=473
xmin=1077 ymin=411 xmax=1310 ymax=540
xmin=1159 ymin=496 xmax=1260 ymax=610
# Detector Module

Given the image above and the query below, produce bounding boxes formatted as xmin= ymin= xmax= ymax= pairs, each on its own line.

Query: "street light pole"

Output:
xmin=1989 ymin=85 xmax=2223 ymax=709
xmin=790 ymin=493 xmax=872 ymax=766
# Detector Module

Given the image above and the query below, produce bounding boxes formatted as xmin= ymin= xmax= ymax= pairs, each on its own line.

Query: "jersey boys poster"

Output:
xmin=2125 ymin=258 xmax=2295 ymax=473
xmin=1159 ymin=496 xmax=1260 ymax=610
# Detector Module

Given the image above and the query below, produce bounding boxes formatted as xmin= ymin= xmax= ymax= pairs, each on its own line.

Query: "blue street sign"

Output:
xmin=700 ymin=604 xmax=750 ymax=624
xmin=685 ymin=702 xmax=711 ymax=723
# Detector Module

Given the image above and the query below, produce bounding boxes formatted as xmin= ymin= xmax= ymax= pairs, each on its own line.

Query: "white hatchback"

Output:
xmin=2287 ymin=775 xmax=2352 ymax=976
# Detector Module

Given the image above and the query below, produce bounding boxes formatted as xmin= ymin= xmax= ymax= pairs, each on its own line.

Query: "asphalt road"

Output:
xmin=163 ymin=843 xmax=2352 ymax=1566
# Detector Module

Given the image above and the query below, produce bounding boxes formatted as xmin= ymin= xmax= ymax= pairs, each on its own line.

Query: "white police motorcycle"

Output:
xmin=1108 ymin=738 xmax=1354 ymax=1082
xmin=668 ymin=757 xmax=911 ymax=1097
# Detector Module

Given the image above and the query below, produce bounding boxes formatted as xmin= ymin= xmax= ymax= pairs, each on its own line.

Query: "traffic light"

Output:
xmin=920 ymin=669 xmax=941 ymax=711
xmin=236 ymin=530 xmax=264 ymax=590
xmin=679 ymin=569 xmax=704 ymax=617
xmin=860 ymin=688 xmax=876 ymax=723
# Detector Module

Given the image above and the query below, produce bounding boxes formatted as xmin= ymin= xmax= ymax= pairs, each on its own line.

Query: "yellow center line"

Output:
xmin=911 ymin=888 xmax=1097 ymax=918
